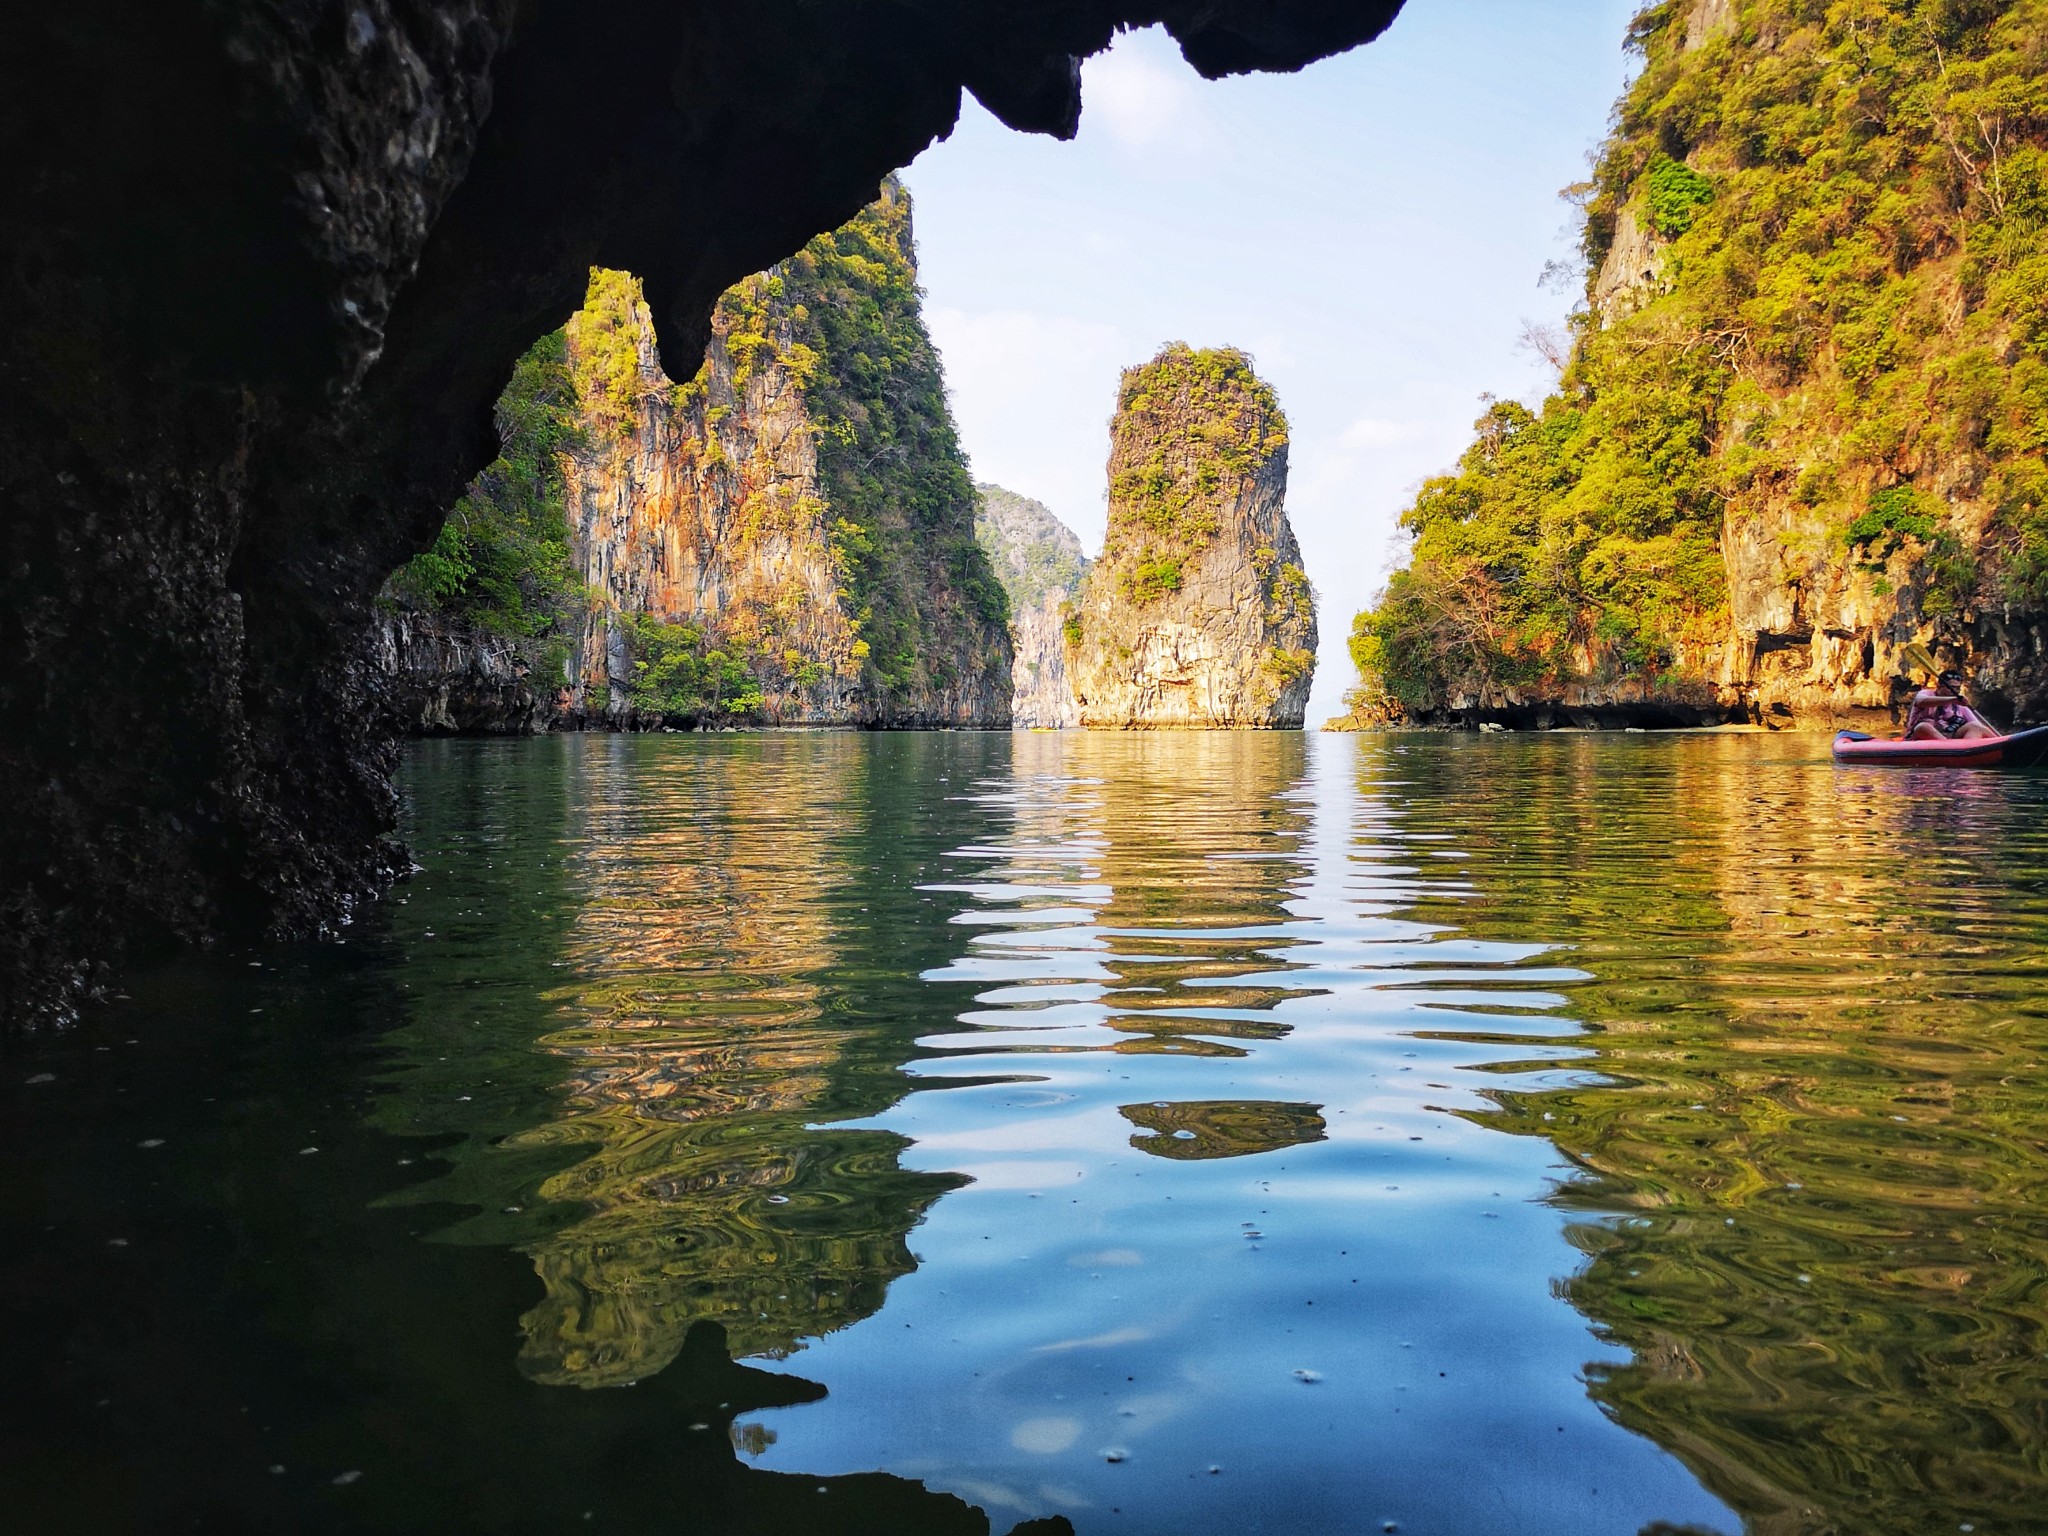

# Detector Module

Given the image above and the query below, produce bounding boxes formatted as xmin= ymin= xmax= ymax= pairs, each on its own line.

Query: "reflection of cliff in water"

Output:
xmin=382 ymin=735 xmax=1007 ymax=1389
xmin=1060 ymin=732 xmax=1319 ymax=1060
xmin=1121 ymin=1099 xmax=1326 ymax=1160
xmin=1377 ymin=735 xmax=2048 ymax=1534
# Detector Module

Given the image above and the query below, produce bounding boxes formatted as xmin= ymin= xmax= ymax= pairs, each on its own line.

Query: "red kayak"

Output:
xmin=1832 ymin=723 xmax=2048 ymax=767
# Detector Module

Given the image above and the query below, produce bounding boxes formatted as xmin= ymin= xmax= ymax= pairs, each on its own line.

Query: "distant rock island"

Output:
xmin=376 ymin=180 xmax=1011 ymax=732
xmin=1066 ymin=344 xmax=1317 ymax=728
xmin=973 ymin=484 xmax=1089 ymax=727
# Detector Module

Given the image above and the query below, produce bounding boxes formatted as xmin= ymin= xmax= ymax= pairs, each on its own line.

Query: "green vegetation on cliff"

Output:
xmin=973 ymin=483 xmax=1089 ymax=613
xmin=1354 ymin=0 xmax=2048 ymax=716
xmin=1101 ymin=344 xmax=1288 ymax=609
xmin=794 ymin=183 xmax=1010 ymax=690
xmin=386 ymin=333 xmax=586 ymax=651
xmin=387 ymin=180 xmax=1007 ymax=724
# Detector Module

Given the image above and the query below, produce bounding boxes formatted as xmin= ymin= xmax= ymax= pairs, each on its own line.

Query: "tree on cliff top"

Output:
xmin=1354 ymin=0 xmax=2048 ymax=717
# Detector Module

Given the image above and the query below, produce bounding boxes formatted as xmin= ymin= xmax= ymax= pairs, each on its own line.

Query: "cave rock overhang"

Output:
xmin=0 ymin=0 xmax=1406 ymax=1028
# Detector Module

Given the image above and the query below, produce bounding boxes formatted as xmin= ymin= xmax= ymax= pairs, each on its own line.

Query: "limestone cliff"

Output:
xmin=1352 ymin=0 xmax=2048 ymax=732
xmin=380 ymin=184 xmax=1011 ymax=730
xmin=974 ymin=484 xmax=1089 ymax=727
xmin=1067 ymin=345 xmax=1317 ymax=727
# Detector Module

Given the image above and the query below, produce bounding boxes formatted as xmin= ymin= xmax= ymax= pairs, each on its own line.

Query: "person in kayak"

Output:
xmin=1904 ymin=670 xmax=1998 ymax=740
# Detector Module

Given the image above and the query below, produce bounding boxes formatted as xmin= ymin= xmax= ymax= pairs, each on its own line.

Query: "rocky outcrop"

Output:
xmin=1590 ymin=204 xmax=1665 ymax=327
xmin=974 ymin=484 xmax=1088 ymax=727
xmin=379 ymin=187 xmax=1010 ymax=731
xmin=1349 ymin=0 xmax=2048 ymax=736
xmin=1067 ymin=346 xmax=1317 ymax=728
xmin=0 ymin=1 xmax=1404 ymax=1024
xmin=371 ymin=610 xmax=559 ymax=734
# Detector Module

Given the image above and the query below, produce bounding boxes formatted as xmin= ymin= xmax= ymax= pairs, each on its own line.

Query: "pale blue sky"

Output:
xmin=903 ymin=1 xmax=1640 ymax=721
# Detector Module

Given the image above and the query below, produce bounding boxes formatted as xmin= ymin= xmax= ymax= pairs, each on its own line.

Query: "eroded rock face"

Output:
xmin=557 ymin=189 xmax=1007 ymax=728
xmin=0 ymin=1 xmax=1404 ymax=1023
xmin=372 ymin=610 xmax=556 ymax=734
xmin=974 ymin=485 xmax=1088 ymax=727
xmin=381 ymin=189 xmax=1009 ymax=729
xmin=1068 ymin=346 xmax=1317 ymax=728
xmin=561 ymin=272 xmax=864 ymax=725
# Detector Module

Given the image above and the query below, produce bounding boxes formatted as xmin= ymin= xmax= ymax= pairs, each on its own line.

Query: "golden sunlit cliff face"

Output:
xmin=0 ymin=0 xmax=1404 ymax=1025
xmin=559 ymin=273 xmax=866 ymax=724
xmin=547 ymin=184 xmax=1011 ymax=728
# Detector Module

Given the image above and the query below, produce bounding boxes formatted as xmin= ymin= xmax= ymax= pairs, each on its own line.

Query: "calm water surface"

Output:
xmin=5 ymin=732 xmax=2046 ymax=1535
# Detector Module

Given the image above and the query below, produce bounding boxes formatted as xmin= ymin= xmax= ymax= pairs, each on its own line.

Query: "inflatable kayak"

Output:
xmin=1832 ymin=723 xmax=2048 ymax=767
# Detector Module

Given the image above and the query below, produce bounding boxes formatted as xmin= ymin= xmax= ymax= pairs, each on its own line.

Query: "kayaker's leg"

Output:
xmin=1954 ymin=719 xmax=1999 ymax=739
xmin=1906 ymin=722 xmax=1945 ymax=740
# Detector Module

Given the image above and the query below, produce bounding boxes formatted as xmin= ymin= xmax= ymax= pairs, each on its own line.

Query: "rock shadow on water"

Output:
xmin=1120 ymin=1099 xmax=1327 ymax=1160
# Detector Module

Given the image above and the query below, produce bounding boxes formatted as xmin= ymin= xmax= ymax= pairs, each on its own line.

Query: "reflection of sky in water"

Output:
xmin=732 ymin=735 xmax=1734 ymax=1535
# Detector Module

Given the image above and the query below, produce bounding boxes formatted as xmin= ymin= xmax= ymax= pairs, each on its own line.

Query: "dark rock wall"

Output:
xmin=371 ymin=610 xmax=559 ymax=735
xmin=0 ymin=1 xmax=1403 ymax=1024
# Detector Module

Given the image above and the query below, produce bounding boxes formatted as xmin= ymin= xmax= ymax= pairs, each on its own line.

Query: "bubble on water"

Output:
xmin=138 ymin=1139 xmax=164 ymax=1149
xmin=1172 ymin=1130 xmax=1197 ymax=1140
xmin=767 ymin=1194 xmax=790 ymax=1204
xmin=1012 ymin=1418 xmax=1079 ymax=1454
xmin=1102 ymin=1448 xmax=1128 ymax=1463
xmin=25 ymin=1073 xmax=55 ymax=1085
xmin=1291 ymin=1369 xmax=1322 ymax=1384
xmin=298 ymin=1147 xmax=318 ymax=1156
xmin=332 ymin=1470 xmax=362 ymax=1486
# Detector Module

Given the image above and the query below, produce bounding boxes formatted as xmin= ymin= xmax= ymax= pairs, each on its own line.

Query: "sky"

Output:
xmin=901 ymin=0 xmax=1641 ymax=722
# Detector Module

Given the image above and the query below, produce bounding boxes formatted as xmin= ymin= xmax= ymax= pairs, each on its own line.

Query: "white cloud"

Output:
xmin=1080 ymin=38 xmax=1215 ymax=153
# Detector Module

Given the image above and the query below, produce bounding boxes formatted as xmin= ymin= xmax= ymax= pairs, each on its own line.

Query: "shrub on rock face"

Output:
xmin=385 ymin=331 xmax=586 ymax=652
